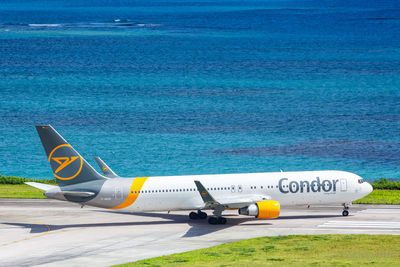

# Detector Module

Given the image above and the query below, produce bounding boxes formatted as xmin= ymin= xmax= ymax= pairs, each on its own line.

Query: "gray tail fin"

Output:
xmin=35 ymin=125 xmax=106 ymax=187
xmin=94 ymin=156 xmax=119 ymax=178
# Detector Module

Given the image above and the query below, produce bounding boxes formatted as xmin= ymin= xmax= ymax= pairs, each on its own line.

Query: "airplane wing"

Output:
xmin=94 ymin=156 xmax=118 ymax=178
xmin=194 ymin=180 xmax=271 ymax=210
xmin=194 ymin=180 xmax=220 ymax=208
xmin=215 ymin=194 xmax=271 ymax=208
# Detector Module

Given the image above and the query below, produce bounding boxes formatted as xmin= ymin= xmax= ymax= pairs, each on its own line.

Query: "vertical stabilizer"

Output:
xmin=35 ymin=125 xmax=106 ymax=187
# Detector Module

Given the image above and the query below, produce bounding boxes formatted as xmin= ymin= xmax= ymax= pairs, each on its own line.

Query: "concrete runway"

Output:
xmin=0 ymin=199 xmax=399 ymax=267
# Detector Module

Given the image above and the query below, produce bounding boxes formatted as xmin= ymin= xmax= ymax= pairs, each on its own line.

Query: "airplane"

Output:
xmin=26 ymin=125 xmax=373 ymax=225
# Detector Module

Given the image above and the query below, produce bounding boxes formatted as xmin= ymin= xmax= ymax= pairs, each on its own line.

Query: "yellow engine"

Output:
xmin=239 ymin=200 xmax=280 ymax=219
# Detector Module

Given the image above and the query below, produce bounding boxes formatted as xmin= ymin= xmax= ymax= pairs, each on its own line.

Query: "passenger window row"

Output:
xmin=250 ymin=185 xmax=278 ymax=189
xmin=132 ymin=184 xmax=280 ymax=194
xmin=132 ymin=188 xmax=198 ymax=194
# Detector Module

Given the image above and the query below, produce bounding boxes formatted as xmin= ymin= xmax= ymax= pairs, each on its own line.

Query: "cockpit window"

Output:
xmin=358 ymin=178 xmax=363 ymax=184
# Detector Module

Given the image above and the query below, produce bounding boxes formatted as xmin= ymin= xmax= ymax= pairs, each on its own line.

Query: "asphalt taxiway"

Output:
xmin=0 ymin=199 xmax=399 ymax=267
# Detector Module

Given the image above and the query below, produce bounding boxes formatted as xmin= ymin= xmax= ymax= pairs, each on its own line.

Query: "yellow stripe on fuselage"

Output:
xmin=110 ymin=177 xmax=148 ymax=209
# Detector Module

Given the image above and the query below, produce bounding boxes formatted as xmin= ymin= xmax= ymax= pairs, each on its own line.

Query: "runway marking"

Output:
xmin=318 ymin=220 xmax=400 ymax=229
xmin=0 ymin=213 xmax=51 ymax=247
xmin=358 ymin=209 xmax=400 ymax=214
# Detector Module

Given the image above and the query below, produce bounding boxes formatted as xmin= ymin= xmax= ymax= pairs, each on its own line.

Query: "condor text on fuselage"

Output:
xmin=279 ymin=177 xmax=339 ymax=194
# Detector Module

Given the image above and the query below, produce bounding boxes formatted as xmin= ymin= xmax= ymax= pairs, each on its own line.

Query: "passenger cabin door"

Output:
xmin=115 ymin=187 xmax=123 ymax=200
xmin=340 ymin=179 xmax=347 ymax=192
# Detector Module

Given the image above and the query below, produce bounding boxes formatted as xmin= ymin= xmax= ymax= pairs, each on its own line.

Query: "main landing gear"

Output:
xmin=342 ymin=203 xmax=350 ymax=216
xmin=189 ymin=210 xmax=227 ymax=224
xmin=189 ymin=210 xmax=208 ymax=220
xmin=208 ymin=206 xmax=227 ymax=225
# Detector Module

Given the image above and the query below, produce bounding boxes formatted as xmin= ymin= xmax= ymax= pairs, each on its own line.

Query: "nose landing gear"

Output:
xmin=342 ymin=203 xmax=350 ymax=216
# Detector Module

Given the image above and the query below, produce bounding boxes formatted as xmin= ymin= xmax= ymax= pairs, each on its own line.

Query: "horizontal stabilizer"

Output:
xmin=25 ymin=182 xmax=94 ymax=198
xmin=25 ymin=182 xmax=57 ymax=191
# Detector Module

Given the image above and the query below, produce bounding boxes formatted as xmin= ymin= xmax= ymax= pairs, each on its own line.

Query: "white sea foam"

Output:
xmin=136 ymin=23 xmax=161 ymax=27
xmin=28 ymin=24 xmax=61 ymax=27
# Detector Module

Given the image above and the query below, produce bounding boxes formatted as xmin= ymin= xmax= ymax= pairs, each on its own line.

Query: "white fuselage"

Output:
xmin=83 ymin=170 xmax=372 ymax=212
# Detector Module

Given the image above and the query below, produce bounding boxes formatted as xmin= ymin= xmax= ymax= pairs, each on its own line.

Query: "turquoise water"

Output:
xmin=1 ymin=0 xmax=399 ymax=180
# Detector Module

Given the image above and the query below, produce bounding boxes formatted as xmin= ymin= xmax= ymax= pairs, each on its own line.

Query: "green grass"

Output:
xmin=353 ymin=189 xmax=400 ymax=204
xmin=0 ymin=174 xmax=56 ymax=185
xmin=114 ymin=235 xmax=400 ymax=267
xmin=0 ymin=174 xmax=55 ymax=199
xmin=0 ymin=184 xmax=46 ymax=199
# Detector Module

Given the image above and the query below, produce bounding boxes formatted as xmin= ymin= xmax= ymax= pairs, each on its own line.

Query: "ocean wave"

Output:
xmin=112 ymin=19 xmax=131 ymax=23
xmin=83 ymin=22 xmax=135 ymax=27
xmin=136 ymin=23 xmax=162 ymax=27
xmin=1 ymin=21 xmax=161 ymax=29
xmin=28 ymin=24 xmax=61 ymax=27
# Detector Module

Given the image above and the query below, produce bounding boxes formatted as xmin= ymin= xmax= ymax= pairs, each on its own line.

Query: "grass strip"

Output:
xmin=0 ymin=184 xmax=46 ymax=199
xmin=0 ymin=174 xmax=56 ymax=185
xmin=115 ymin=235 xmax=400 ymax=267
xmin=353 ymin=189 xmax=400 ymax=204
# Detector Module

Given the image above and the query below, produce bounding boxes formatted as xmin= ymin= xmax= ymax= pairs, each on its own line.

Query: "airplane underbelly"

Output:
xmin=277 ymin=191 xmax=352 ymax=206
xmin=127 ymin=194 xmax=202 ymax=212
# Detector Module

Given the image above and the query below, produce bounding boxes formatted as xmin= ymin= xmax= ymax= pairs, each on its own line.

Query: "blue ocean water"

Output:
xmin=0 ymin=0 xmax=399 ymax=181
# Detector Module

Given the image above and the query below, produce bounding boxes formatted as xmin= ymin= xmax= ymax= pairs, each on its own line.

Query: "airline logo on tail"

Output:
xmin=48 ymin=144 xmax=83 ymax=180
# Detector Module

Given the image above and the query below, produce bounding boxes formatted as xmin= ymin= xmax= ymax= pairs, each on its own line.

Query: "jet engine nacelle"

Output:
xmin=239 ymin=200 xmax=280 ymax=219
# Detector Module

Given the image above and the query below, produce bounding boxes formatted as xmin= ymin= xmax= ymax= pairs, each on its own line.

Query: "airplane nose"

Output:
xmin=364 ymin=182 xmax=373 ymax=194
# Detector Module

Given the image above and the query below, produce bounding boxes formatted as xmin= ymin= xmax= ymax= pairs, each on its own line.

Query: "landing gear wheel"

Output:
xmin=198 ymin=211 xmax=207 ymax=219
xmin=218 ymin=217 xmax=227 ymax=224
xmin=208 ymin=216 xmax=218 ymax=225
xmin=189 ymin=211 xmax=199 ymax=220
xmin=342 ymin=202 xmax=350 ymax=217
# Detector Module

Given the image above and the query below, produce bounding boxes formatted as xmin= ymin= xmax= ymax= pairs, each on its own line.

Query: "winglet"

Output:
xmin=94 ymin=156 xmax=118 ymax=178
xmin=194 ymin=180 xmax=219 ymax=207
